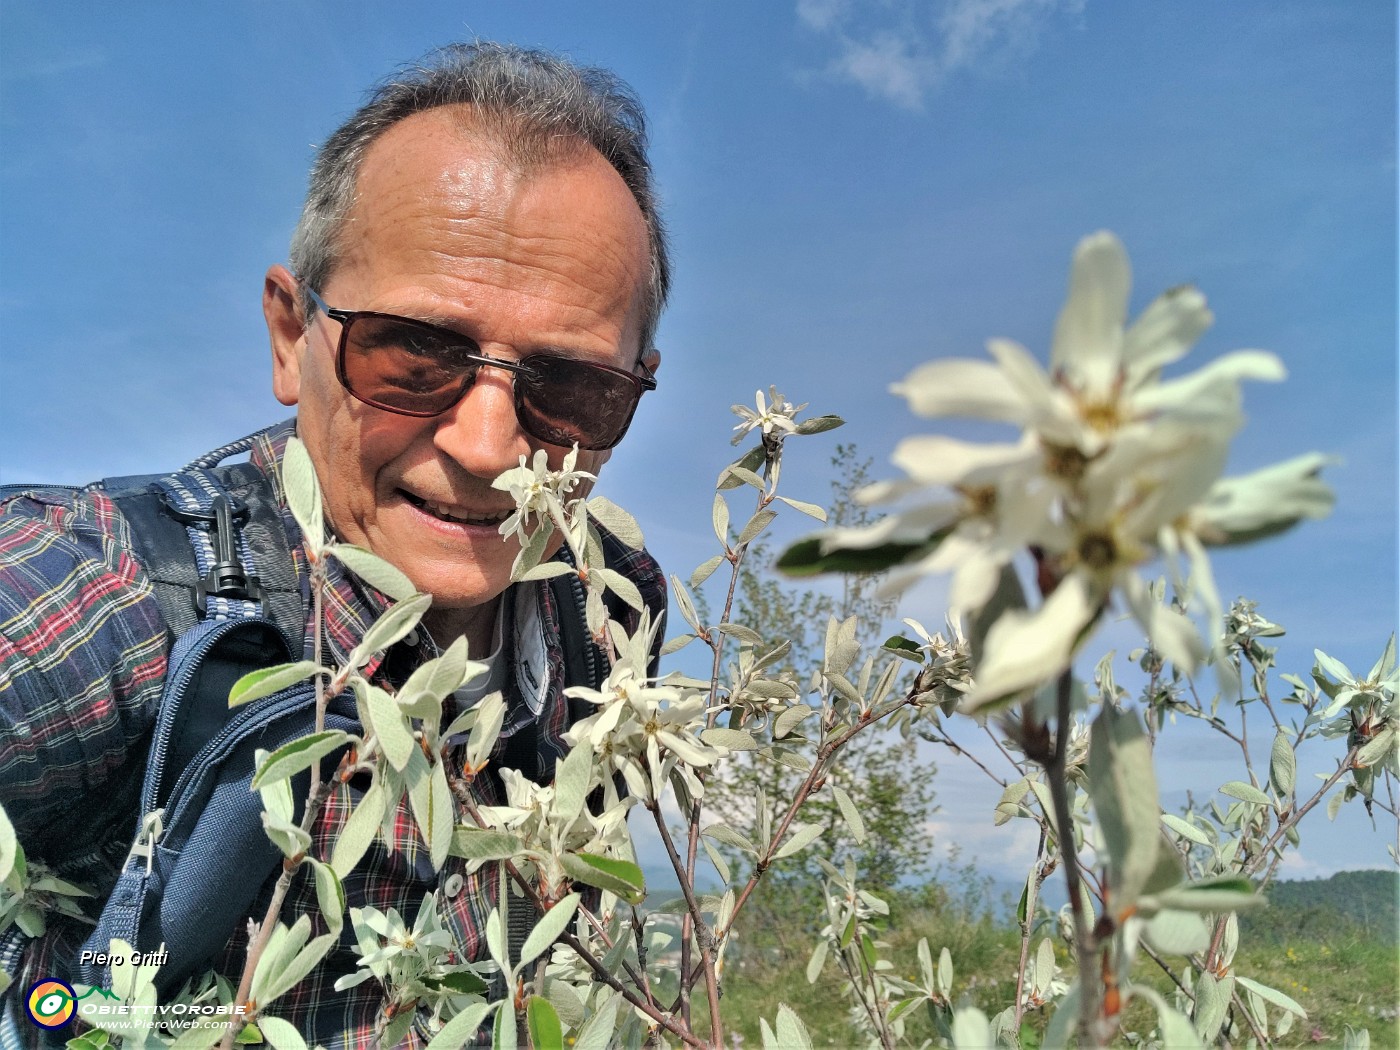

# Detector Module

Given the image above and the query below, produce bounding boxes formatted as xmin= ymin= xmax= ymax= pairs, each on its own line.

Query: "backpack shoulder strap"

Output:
xmin=101 ymin=462 xmax=304 ymax=654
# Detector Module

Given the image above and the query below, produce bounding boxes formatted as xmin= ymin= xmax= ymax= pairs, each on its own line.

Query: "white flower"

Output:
xmin=731 ymin=386 xmax=806 ymax=445
xmin=813 ymin=232 xmax=1331 ymax=712
xmin=564 ymin=616 xmax=723 ymax=802
xmin=492 ymin=446 xmax=595 ymax=542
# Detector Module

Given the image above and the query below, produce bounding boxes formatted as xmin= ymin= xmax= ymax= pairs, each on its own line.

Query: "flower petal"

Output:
xmin=1051 ymin=232 xmax=1131 ymax=395
xmin=962 ymin=573 xmax=1099 ymax=712
xmin=890 ymin=358 xmax=1027 ymax=423
xmin=1123 ymin=285 xmax=1213 ymax=389
xmin=986 ymin=339 xmax=1080 ymax=445
xmin=1122 ymin=572 xmax=1207 ymax=671
xmin=1133 ymin=350 xmax=1285 ymax=419
xmin=891 ymin=434 xmax=1036 ymax=488
xmin=819 ymin=502 xmax=963 ymax=552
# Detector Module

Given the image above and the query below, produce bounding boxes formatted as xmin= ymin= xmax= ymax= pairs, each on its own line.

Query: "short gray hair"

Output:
xmin=289 ymin=41 xmax=670 ymax=353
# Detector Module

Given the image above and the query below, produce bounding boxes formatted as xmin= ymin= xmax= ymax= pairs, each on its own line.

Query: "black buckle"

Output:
xmin=192 ymin=495 xmax=264 ymax=614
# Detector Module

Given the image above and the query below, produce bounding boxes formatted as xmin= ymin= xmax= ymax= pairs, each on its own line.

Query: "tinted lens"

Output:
xmin=334 ymin=311 xmax=646 ymax=447
xmin=518 ymin=355 xmax=643 ymax=450
xmin=339 ymin=315 xmax=476 ymax=415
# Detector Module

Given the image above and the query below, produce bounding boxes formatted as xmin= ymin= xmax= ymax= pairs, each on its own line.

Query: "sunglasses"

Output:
xmin=303 ymin=285 xmax=656 ymax=451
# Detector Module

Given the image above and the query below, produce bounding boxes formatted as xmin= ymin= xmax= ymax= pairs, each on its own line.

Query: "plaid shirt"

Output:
xmin=0 ymin=419 xmax=665 ymax=1048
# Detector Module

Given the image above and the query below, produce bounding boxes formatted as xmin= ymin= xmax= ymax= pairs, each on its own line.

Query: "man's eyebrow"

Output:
xmin=383 ymin=309 xmax=609 ymax=360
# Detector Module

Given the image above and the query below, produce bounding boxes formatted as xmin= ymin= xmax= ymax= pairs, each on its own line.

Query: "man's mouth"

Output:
xmin=400 ymin=490 xmax=512 ymax=527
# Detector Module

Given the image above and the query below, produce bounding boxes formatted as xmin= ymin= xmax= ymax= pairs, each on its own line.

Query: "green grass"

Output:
xmin=692 ymin=885 xmax=1398 ymax=1048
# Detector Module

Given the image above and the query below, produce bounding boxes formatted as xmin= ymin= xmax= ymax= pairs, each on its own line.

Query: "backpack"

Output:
xmin=0 ymin=433 xmax=608 ymax=996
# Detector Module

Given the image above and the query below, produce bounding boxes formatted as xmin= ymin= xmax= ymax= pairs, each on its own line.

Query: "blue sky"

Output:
xmin=2 ymin=2 xmax=1395 ymax=883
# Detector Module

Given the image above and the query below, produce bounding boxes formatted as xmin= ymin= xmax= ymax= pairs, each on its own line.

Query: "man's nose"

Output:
xmin=432 ymin=367 xmax=531 ymax=479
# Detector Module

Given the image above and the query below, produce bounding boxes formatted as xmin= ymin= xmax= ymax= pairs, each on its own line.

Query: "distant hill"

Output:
xmin=1243 ymin=869 xmax=1397 ymax=946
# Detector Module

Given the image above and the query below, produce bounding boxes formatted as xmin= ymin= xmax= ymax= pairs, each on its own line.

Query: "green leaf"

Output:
xmin=0 ymin=804 xmax=16 ymax=882
xmin=1087 ymin=704 xmax=1161 ymax=910
xmin=794 ymin=414 xmax=844 ymax=435
xmin=252 ymin=731 xmax=351 ymax=790
xmin=326 ymin=543 xmax=416 ymax=601
xmin=551 ymin=744 xmax=593 ymax=825
xmin=1147 ymin=875 xmax=1263 ymax=913
xmin=1219 ymin=780 xmax=1272 ymax=806
xmin=736 ymin=508 xmax=777 ymax=546
xmin=353 ymin=592 xmax=433 ymax=666
xmin=702 ymin=823 xmax=757 ymax=856
xmin=1144 ymin=909 xmax=1210 ymax=955
xmin=518 ymin=893 xmax=581 ymax=970
xmin=670 ymin=574 xmax=703 ymax=633
xmin=775 ymin=496 xmax=827 ymax=522
xmin=331 ymin=778 xmax=386 ymax=877
xmin=585 ymin=496 xmax=643 ymax=549
xmin=594 ymin=567 xmax=644 ymax=612
xmin=1041 ymin=987 xmax=1078 ymax=1050
xmin=559 ymin=852 xmax=646 ymax=904
xmin=715 ymin=621 xmax=763 ymax=645
xmin=951 ymin=1007 xmax=993 ymax=1049
xmin=831 ymin=784 xmax=866 ymax=844
xmin=427 ymin=759 xmax=454 ymax=871
xmin=773 ymin=704 xmax=814 ymax=739
xmin=466 ymin=692 xmax=506 ymax=770
xmin=660 ymin=632 xmax=698 ymax=656
xmin=282 ymin=436 xmax=323 ymax=552
xmin=699 ymin=727 xmax=759 ymax=750
xmin=1131 ymin=987 xmax=1205 ymax=1050
xmin=773 ymin=823 xmax=824 ymax=860
xmin=718 ymin=445 xmax=767 ymax=490
xmin=882 ymin=634 xmax=924 ymax=662
xmin=712 ymin=493 xmax=730 ymax=545
xmin=450 ymin=826 xmax=525 ymax=861
xmin=427 ymin=971 xmax=489 ymax=996
xmin=260 ymin=1013 xmax=312 ymax=1047
xmin=1194 ymin=972 xmax=1232 ymax=1042
xmin=399 ymin=635 xmax=484 ymax=714
xmin=520 ymin=561 xmax=574 ymax=582
xmin=1270 ymin=729 xmax=1296 ymax=796
xmin=774 ymin=1004 xmax=814 ymax=1049
xmin=360 ymin=681 xmax=416 ymax=773
xmin=1161 ymin=813 xmax=1211 ymax=846
xmin=425 ymin=1003 xmax=494 ymax=1050
xmin=525 ymin=996 xmax=563 ymax=1050
xmin=1236 ymin=976 xmax=1307 ymax=1018
xmin=689 ymin=555 xmax=725 ymax=589
xmin=571 ymin=995 xmax=619 ymax=1050
xmin=806 ymin=939 xmax=828 ymax=983
xmin=775 ymin=533 xmax=940 ymax=578
xmin=229 ymin=661 xmax=321 ymax=708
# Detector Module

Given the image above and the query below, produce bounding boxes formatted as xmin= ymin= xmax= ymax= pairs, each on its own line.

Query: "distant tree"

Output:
xmin=701 ymin=446 xmax=938 ymax=932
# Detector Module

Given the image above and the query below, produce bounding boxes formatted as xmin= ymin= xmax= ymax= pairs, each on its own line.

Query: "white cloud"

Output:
xmin=796 ymin=0 xmax=1084 ymax=110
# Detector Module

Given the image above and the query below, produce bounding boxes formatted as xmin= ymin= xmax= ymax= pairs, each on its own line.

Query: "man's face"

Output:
xmin=266 ymin=108 xmax=651 ymax=639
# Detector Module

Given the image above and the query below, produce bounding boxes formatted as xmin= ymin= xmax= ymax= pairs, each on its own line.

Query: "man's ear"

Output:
xmin=641 ymin=346 xmax=661 ymax=375
xmin=264 ymin=264 xmax=306 ymax=407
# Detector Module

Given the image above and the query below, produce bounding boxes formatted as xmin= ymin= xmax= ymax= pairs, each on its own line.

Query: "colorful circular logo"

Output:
xmin=26 ymin=979 xmax=77 ymax=1028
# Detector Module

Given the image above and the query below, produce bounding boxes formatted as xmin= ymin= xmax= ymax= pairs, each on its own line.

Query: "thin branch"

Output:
xmin=1242 ymin=744 xmax=1359 ymax=879
xmin=649 ymin=800 xmax=723 ymax=1046
xmin=983 ymin=723 xmax=1031 ymax=775
xmin=557 ymin=930 xmax=711 ymax=1050
xmin=1046 ymin=669 xmax=1101 ymax=1049
xmin=219 ymin=566 xmax=331 ymax=1050
xmin=1013 ymin=826 xmax=1050 ymax=1029
xmin=919 ymin=728 xmax=1008 ymax=788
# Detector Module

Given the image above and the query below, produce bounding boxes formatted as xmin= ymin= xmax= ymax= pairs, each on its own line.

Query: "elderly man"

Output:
xmin=0 ymin=42 xmax=667 ymax=1046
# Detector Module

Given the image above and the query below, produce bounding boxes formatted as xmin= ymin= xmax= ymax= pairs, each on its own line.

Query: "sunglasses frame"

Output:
xmin=302 ymin=284 xmax=656 ymax=450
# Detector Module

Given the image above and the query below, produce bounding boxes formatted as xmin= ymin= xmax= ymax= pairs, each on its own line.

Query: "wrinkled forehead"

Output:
xmin=341 ymin=106 xmax=643 ymax=258
xmin=330 ymin=107 xmax=651 ymax=353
